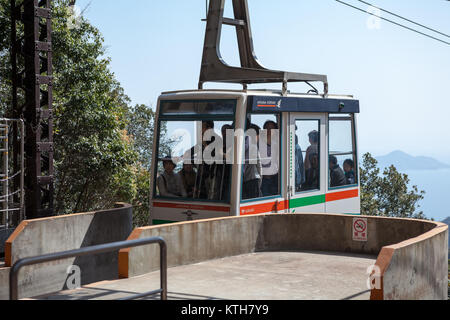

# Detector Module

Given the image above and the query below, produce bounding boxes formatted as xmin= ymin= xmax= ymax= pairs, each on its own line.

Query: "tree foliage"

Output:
xmin=360 ymin=153 xmax=426 ymax=219
xmin=0 ymin=0 xmax=14 ymax=115
xmin=125 ymin=104 xmax=155 ymax=170
xmin=50 ymin=2 xmax=138 ymax=213
xmin=0 ymin=0 xmax=154 ymax=226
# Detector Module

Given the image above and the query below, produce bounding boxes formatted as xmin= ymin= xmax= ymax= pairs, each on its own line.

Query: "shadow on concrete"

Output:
xmin=257 ymin=249 xmax=378 ymax=260
xmin=37 ymin=286 xmax=226 ymax=301
xmin=164 ymin=291 xmax=227 ymax=300
xmin=341 ymin=289 xmax=371 ymax=300
xmin=61 ymin=208 xmax=132 ymax=290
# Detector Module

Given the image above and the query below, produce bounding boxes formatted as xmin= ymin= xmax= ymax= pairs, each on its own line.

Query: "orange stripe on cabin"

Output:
xmin=240 ymin=199 xmax=287 ymax=216
xmin=325 ymin=189 xmax=359 ymax=202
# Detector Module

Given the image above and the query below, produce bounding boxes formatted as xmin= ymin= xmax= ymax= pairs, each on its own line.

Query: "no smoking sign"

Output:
xmin=353 ymin=218 xmax=368 ymax=241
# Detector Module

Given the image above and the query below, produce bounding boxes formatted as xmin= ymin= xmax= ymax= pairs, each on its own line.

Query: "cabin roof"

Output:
xmin=159 ymin=89 xmax=360 ymax=114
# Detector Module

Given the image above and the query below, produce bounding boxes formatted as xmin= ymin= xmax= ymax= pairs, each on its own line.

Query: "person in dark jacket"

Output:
xmin=261 ymin=120 xmax=279 ymax=197
xmin=189 ymin=120 xmax=223 ymax=200
xmin=329 ymin=155 xmax=346 ymax=187
xmin=343 ymin=159 xmax=356 ymax=185
xmin=303 ymin=152 xmax=319 ymax=190
xmin=295 ymin=135 xmax=305 ymax=191
xmin=242 ymin=123 xmax=262 ymax=200
xmin=180 ymin=163 xmax=197 ymax=198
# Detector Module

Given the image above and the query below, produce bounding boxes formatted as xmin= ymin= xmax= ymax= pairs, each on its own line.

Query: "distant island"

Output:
xmin=375 ymin=151 xmax=450 ymax=171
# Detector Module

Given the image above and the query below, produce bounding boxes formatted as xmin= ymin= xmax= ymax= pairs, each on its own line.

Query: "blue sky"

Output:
xmin=75 ymin=0 xmax=450 ymax=163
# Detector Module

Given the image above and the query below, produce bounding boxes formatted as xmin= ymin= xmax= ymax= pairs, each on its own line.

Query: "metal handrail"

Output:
xmin=9 ymin=237 xmax=167 ymax=300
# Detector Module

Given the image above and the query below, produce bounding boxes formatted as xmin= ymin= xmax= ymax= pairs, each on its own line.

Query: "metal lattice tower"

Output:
xmin=11 ymin=0 xmax=54 ymax=219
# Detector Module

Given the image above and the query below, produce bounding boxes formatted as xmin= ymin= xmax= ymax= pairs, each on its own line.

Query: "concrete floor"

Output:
xmin=34 ymin=251 xmax=377 ymax=300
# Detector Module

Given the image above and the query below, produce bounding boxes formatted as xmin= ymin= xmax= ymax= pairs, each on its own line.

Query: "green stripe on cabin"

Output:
xmin=290 ymin=194 xmax=326 ymax=208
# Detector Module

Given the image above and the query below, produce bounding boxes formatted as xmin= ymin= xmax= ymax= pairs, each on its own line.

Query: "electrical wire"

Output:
xmin=356 ymin=0 xmax=450 ymax=38
xmin=335 ymin=0 xmax=450 ymax=46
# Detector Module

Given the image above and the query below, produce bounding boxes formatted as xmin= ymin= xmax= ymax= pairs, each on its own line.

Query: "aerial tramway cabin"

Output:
xmin=149 ymin=90 xmax=360 ymax=224
xmin=149 ymin=0 xmax=361 ymax=224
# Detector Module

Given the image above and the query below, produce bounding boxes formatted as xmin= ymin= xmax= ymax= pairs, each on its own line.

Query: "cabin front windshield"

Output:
xmin=154 ymin=100 xmax=235 ymax=203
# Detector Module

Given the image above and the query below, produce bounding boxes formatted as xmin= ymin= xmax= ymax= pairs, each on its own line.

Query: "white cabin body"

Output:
xmin=149 ymin=89 xmax=360 ymax=224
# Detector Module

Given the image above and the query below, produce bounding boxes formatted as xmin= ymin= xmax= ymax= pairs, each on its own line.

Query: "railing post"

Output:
xmin=160 ymin=240 xmax=168 ymax=300
xmin=9 ymin=260 xmax=21 ymax=300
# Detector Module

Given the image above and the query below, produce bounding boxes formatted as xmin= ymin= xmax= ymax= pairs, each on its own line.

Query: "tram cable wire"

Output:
xmin=334 ymin=0 xmax=450 ymax=46
xmin=356 ymin=0 xmax=450 ymax=39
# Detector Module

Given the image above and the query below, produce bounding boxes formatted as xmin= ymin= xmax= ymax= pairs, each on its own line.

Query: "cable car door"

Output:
xmin=288 ymin=113 xmax=327 ymax=213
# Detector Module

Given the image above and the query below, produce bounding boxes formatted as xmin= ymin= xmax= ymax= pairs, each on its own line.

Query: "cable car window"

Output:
xmin=155 ymin=120 xmax=234 ymax=202
xmin=328 ymin=115 xmax=357 ymax=188
xmin=294 ymin=120 xmax=320 ymax=192
xmin=241 ymin=114 xmax=281 ymax=201
xmin=160 ymin=100 xmax=235 ymax=116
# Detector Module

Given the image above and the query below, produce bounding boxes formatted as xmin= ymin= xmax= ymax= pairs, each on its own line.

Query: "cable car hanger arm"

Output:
xmin=199 ymin=0 xmax=329 ymax=96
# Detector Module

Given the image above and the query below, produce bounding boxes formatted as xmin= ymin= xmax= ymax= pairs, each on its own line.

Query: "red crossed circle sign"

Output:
xmin=353 ymin=219 xmax=367 ymax=233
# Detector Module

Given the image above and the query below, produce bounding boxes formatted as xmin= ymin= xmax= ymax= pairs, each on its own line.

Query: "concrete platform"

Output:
xmin=34 ymin=251 xmax=376 ymax=300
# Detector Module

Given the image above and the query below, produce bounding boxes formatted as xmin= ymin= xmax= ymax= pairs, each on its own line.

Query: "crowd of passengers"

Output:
xmin=157 ymin=120 xmax=231 ymax=201
xmin=156 ymin=120 xmax=356 ymax=201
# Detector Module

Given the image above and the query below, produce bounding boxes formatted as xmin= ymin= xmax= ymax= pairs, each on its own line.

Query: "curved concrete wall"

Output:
xmin=371 ymin=223 xmax=448 ymax=300
xmin=119 ymin=213 xmax=448 ymax=300
xmin=0 ymin=203 xmax=133 ymax=300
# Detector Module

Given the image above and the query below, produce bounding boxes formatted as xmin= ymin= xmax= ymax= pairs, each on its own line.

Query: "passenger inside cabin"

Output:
xmin=221 ymin=124 xmax=233 ymax=157
xmin=179 ymin=162 xmax=197 ymax=198
xmin=343 ymin=159 xmax=355 ymax=185
xmin=304 ymin=130 xmax=319 ymax=171
xmin=200 ymin=120 xmax=222 ymax=158
xmin=261 ymin=120 xmax=279 ymax=197
xmin=329 ymin=155 xmax=346 ymax=187
xmin=242 ymin=123 xmax=262 ymax=200
xmin=303 ymin=152 xmax=319 ymax=190
xmin=220 ymin=124 xmax=233 ymax=201
xmin=295 ymin=133 xmax=305 ymax=192
xmin=191 ymin=120 xmax=224 ymax=200
xmin=157 ymin=156 xmax=187 ymax=198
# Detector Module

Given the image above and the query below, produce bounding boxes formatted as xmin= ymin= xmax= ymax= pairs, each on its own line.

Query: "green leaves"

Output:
xmin=0 ymin=0 xmax=149 ymax=217
xmin=44 ymin=1 xmax=136 ymax=214
xmin=360 ymin=153 xmax=426 ymax=219
xmin=126 ymin=104 xmax=156 ymax=170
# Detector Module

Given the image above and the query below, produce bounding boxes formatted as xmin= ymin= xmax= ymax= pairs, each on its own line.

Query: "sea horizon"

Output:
xmin=398 ymin=168 xmax=450 ymax=222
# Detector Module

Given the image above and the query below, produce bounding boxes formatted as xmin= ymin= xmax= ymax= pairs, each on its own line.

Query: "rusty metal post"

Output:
xmin=11 ymin=0 xmax=54 ymax=219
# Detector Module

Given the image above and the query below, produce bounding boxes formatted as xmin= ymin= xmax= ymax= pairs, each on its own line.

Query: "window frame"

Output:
xmin=293 ymin=118 xmax=322 ymax=195
xmin=160 ymin=99 xmax=236 ymax=117
xmin=240 ymin=112 xmax=283 ymax=203
xmin=327 ymin=113 xmax=359 ymax=190
xmin=153 ymin=99 xmax=237 ymax=204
